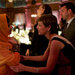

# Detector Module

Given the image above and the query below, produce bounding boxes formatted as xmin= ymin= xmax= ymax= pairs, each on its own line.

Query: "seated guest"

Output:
xmin=10 ymin=14 xmax=75 ymax=75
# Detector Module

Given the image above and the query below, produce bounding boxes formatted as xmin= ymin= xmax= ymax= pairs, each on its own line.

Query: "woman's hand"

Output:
xmin=10 ymin=64 xmax=25 ymax=72
xmin=20 ymin=55 xmax=25 ymax=61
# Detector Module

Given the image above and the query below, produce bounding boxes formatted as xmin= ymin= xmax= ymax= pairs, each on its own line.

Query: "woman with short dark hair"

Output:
xmin=11 ymin=14 xmax=75 ymax=75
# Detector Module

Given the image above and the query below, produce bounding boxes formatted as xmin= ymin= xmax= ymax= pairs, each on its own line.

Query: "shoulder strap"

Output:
xmin=51 ymin=37 xmax=75 ymax=49
xmin=51 ymin=37 xmax=75 ymax=64
xmin=51 ymin=37 xmax=68 ymax=45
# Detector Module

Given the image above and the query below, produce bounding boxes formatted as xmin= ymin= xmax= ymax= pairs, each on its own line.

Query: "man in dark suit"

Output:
xmin=59 ymin=2 xmax=75 ymax=48
xmin=59 ymin=2 xmax=75 ymax=75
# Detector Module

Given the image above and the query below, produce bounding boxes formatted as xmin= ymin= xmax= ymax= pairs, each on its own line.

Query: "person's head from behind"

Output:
xmin=37 ymin=14 xmax=58 ymax=36
xmin=37 ymin=4 xmax=52 ymax=18
xmin=59 ymin=2 xmax=75 ymax=21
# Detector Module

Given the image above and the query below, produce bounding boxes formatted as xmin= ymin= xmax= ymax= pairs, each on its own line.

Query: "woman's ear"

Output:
xmin=48 ymin=25 xmax=51 ymax=31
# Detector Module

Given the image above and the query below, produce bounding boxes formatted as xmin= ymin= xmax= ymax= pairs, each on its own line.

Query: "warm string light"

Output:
xmin=31 ymin=14 xmax=37 ymax=17
xmin=8 ymin=0 xmax=13 ymax=3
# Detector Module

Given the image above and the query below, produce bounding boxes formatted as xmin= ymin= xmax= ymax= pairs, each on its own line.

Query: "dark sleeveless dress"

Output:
xmin=18 ymin=37 xmax=75 ymax=75
xmin=51 ymin=37 xmax=75 ymax=75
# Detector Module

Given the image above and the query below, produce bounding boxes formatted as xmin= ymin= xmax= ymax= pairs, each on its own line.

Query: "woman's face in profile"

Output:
xmin=37 ymin=21 xmax=49 ymax=35
xmin=37 ymin=5 xmax=45 ymax=18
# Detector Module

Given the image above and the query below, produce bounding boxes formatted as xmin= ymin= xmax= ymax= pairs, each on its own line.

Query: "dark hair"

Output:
xmin=38 ymin=14 xmax=58 ymax=34
xmin=42 ymin=4 xmax=52 ymax=15
xmin=60 ymin=2 xmax=75 ymax=14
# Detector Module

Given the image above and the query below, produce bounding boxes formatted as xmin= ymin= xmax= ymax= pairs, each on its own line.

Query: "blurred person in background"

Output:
xmin=59 ymin=2 xmax=75 ymax=75
xmin=59 ymin=2 xmax=75 ymax=48
xmin=0 ymin=14 xmax=20 ymax=75
xmin=26 ymin=4 xmax=52 ymax=56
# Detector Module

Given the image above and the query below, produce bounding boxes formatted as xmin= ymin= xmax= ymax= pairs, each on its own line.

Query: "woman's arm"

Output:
xmin=10 ymin=40 xmax=63 ymax=74
xmin=22 ymin=43 xmax=50 ymax=62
